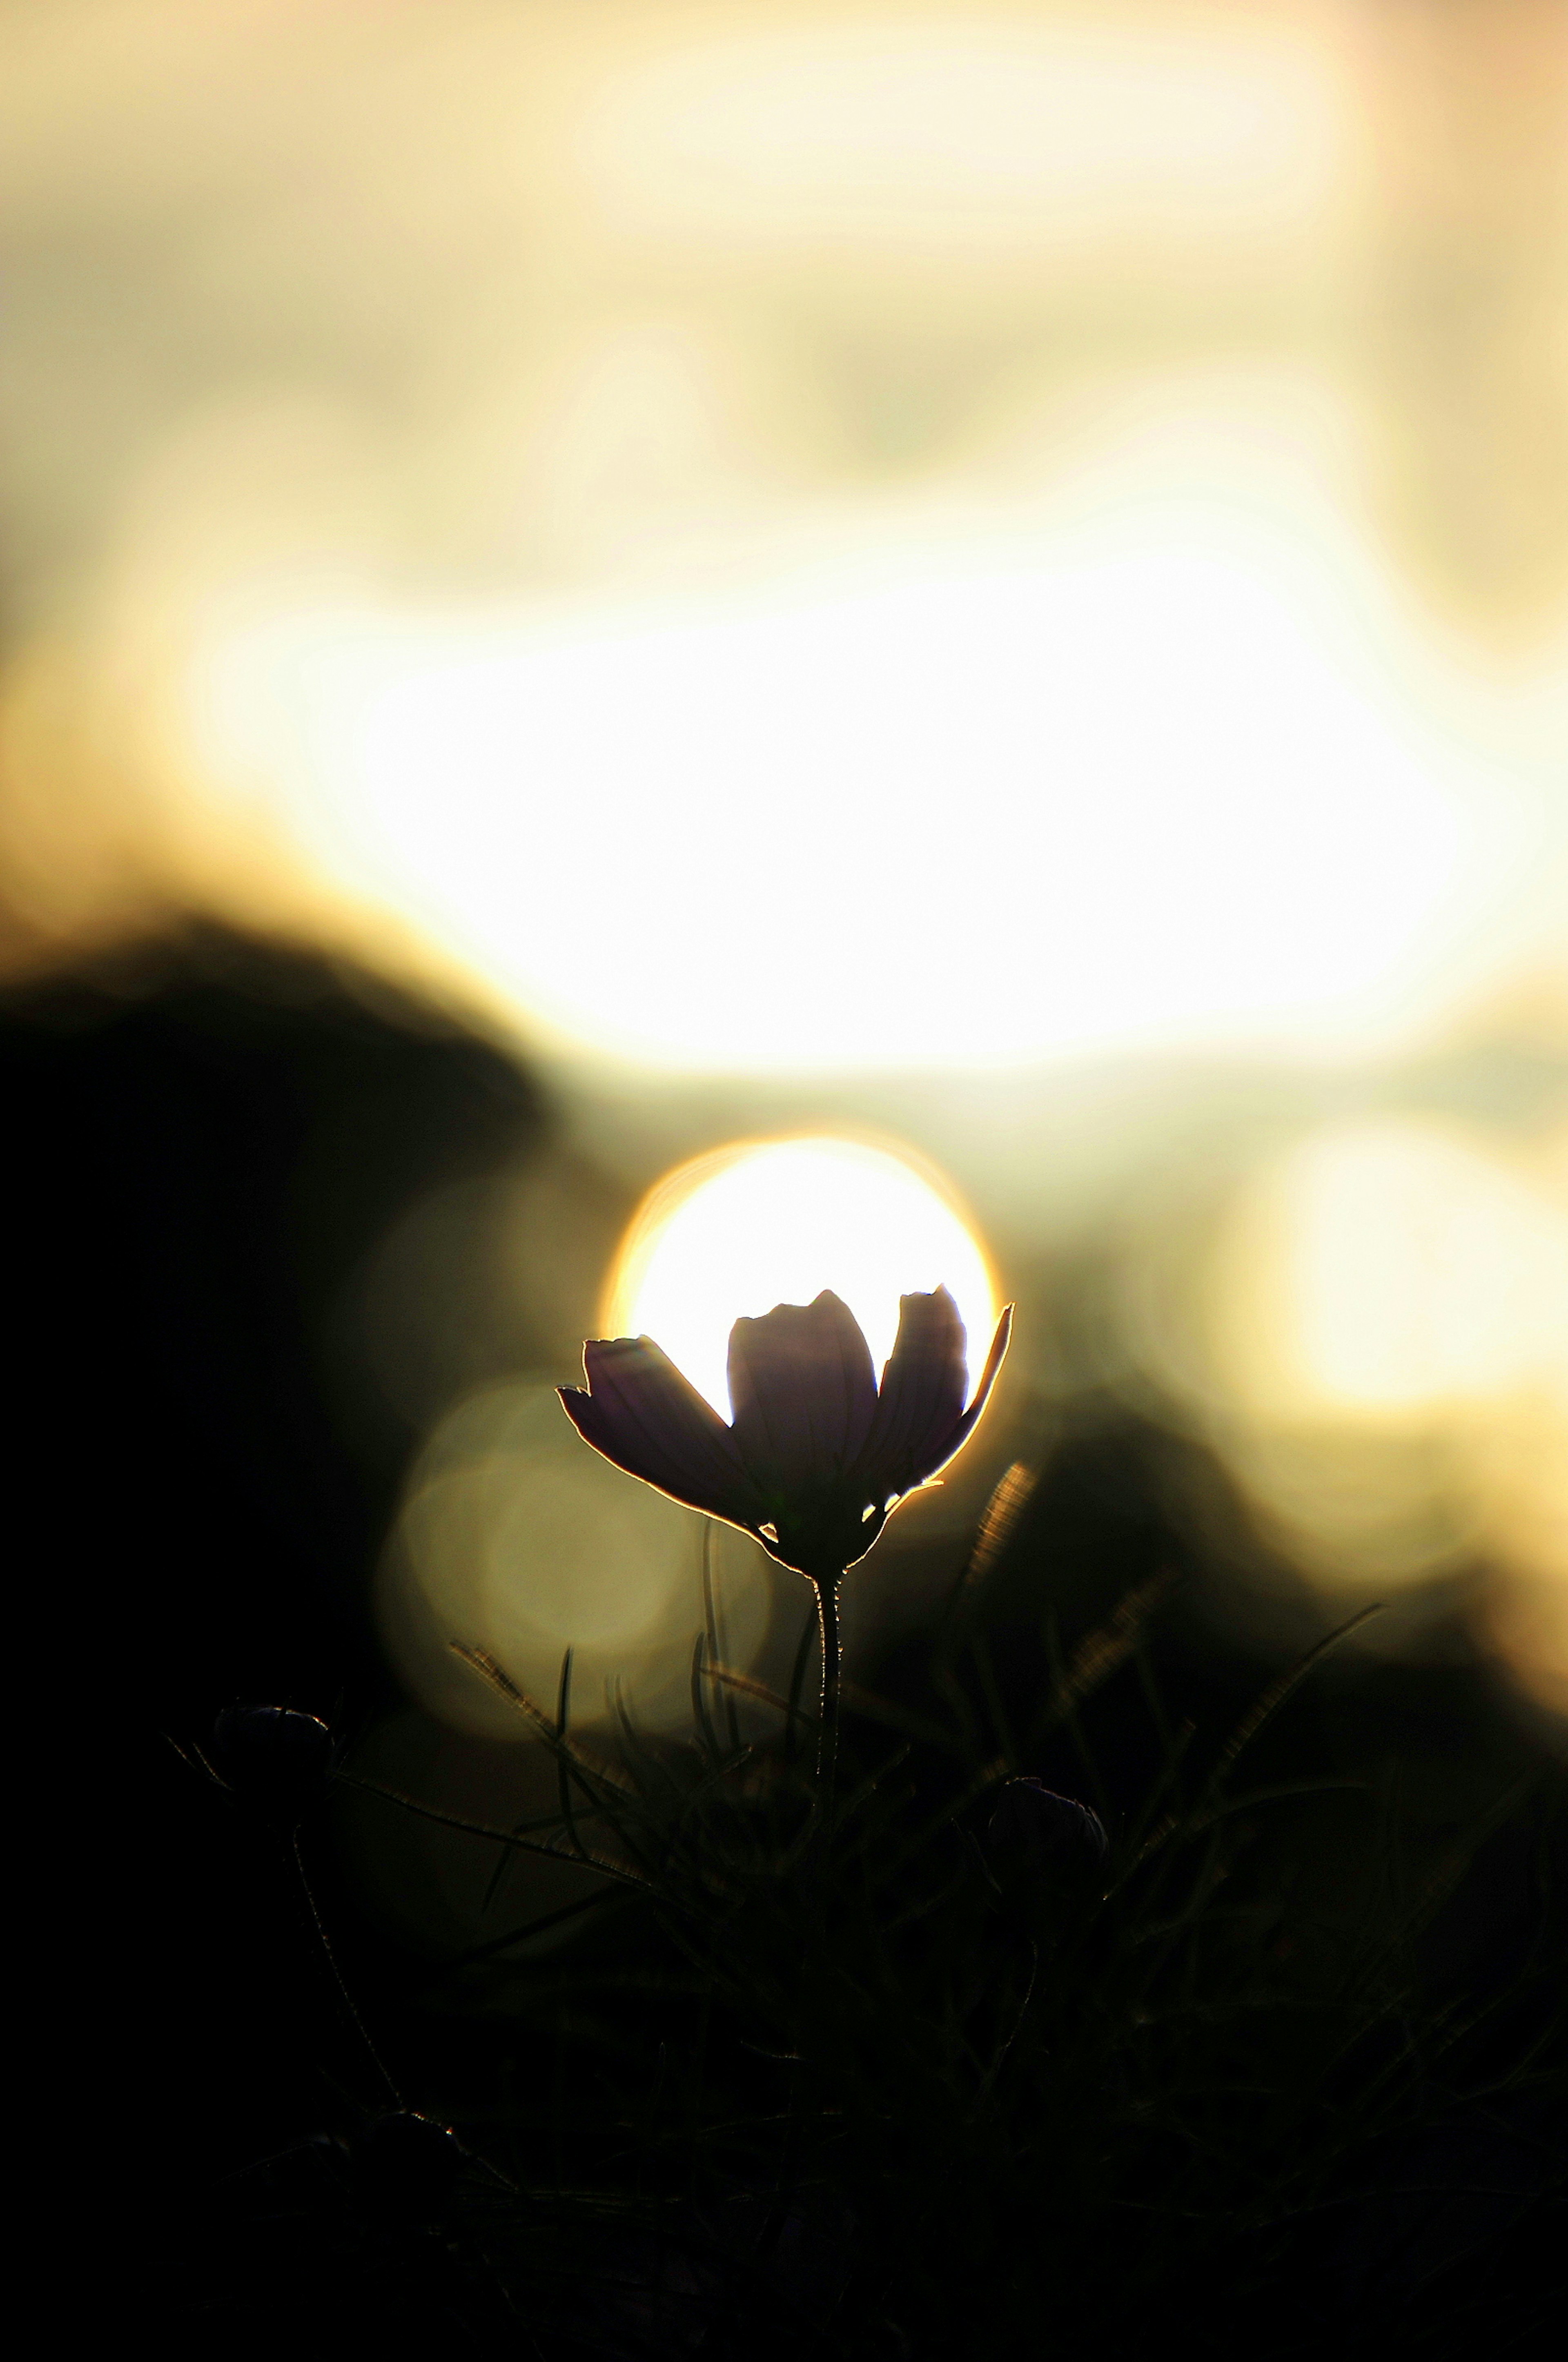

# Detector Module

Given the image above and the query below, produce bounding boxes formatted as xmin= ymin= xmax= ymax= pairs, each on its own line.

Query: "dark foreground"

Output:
xmin=14 ymin=932 xmax=1564 ymax=2355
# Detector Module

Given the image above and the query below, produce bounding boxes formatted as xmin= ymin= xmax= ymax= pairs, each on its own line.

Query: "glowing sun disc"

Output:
xmin=604 ymin=1136 xmax=999 ymax=1420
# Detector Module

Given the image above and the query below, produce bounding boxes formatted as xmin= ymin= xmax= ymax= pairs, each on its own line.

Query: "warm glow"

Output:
xmin=6 ymin=0 xmax=1566 ymax=1721
xmin=574 ymin=18 xmax=1346 ymax=258
xmin=1218 ymin=1119 xmax=1568 ymax=1422
xmin=380 ymin=1379 xmax=771 ymax=1736
xmin=187 ymin=512 xmax=1497 ymax=1073
xmin=1190 ymin=1119 xmax=1568 ymax=1615
xmin=9 ymin=2 xmax=1560 ymax=1056
xmin=603 ymin=1136 xmax=998 ymax=1420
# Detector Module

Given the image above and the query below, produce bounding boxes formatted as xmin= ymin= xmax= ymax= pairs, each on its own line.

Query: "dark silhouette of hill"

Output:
xmin=6 ymin=926 xmax=547 ymax=2299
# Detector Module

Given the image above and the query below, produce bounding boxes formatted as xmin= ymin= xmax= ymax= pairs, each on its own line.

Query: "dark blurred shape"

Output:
xmin=350 ymin=2110 xmax=466 ymax=2228
xmin=10 ymin=922 xmax=546 ymax=1718
xmin=209 ymin=1703 xmax=333 ymax=1823
xmin=8 ymin=924 xmax=547 ymax=2293
xmin=986 ymin=1777 xmax=1108 ymax=1880
xmin=1330 ymin=2089 xmax=1565 ymax=2339
xmin=578 ymin=2184 xmax=857 ymax=2361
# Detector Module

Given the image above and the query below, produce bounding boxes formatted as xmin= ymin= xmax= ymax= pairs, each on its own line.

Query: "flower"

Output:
xmin=559 ymin=1286 xmax=1011 ymax=1582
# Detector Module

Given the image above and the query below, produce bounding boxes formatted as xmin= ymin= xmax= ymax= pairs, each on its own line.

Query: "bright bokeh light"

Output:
xmin=5 ymin=0 xmax=1564 ymax=1050
xmin=1216 ymin=1119 xmax=1568 ymax=1423
xmin=381 ymin=1379 xmax=770 ymax=1736
xmin=1288 ymin=1127 xmax=1568 ymax=1416
xmin=602 ymin=1136 xmax=998 ymax=1421
xmin=1188 ymin=1119 xmax=1568 ymax=1611
xmin=187 ymin=512 xmax=1500 ymax=1074
xmin=574 ymin=18 xmax=1345 ymax=256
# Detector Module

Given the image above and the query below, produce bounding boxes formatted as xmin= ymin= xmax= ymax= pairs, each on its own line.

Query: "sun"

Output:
xmin=603 ymin=1134 xmax=999 ymax=1419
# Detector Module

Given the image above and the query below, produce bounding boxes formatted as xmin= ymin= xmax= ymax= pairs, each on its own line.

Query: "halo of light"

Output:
xmin=1162 ymin=1118 xmax=1568 ymax=1614
xmin=1209 ymin=1119 xmax=1568 ymax=1425
xmin=379 ymin=1379 xmax=771 ymax=1735
xmin=603 ymin=1134 xmax=998 ymax=1419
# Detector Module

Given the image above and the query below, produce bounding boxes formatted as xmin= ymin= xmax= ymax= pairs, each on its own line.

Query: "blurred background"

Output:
xmin=6 ymin=15 xmax=1566 ymax=2310
xmin=6 ymin=0 xmax=1563 ymax=1712
xmin=5 ymin=0 xmax=1566 ymax=2137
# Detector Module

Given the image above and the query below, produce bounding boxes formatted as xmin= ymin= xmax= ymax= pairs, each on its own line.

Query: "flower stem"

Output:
xmin=813 ymin=1573 xmax=844 ymax=1813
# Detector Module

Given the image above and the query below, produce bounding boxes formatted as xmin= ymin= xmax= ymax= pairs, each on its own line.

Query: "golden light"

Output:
xmin=7 ymin=2 xmax=1561 ymax=1060
xmin=572 ymin=16 xmax=1347 ymax=263
xmin=1183 ymin=1119 xmax=1568 ymax=1640
xmin=377 ymin=1134 xmax=998 ymax=1734
xmin=603 ymin=1136 xmax=998 ymax=1421
xmin=183 ymin=503 xmax=1508 ymax=1074
xmin=4 ymin=0 xmax=1565 ymax=1714
xmin=380 ymin=1379 xmax=771 ymax=1738
xmin=1213 ymin=1119 xmax=1568 ymax=1426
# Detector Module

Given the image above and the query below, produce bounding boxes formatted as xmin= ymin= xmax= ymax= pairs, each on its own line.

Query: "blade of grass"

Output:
xmin=945 ymin=1461 xmax=1037 ymax=1631
xmin=837 ymin=1680 xmax=969 ymax=1756
xmin=702 ymin=1523 xmax=742 ymax=1751
xmin=1042 ymin=1568 xmax=1177 ymax=1732
xmin=968 ymin=1627 xmax=1020 ymax=1772
xmin=556 ymin=1648 xmax=593 ymax=1863
xmin=454 ymin=1644 xmax=639 ymax=1816
xmin=690 ymin=1632 xmax=723 ymax=1763
xmin=433 ymin=1887 xmax=624 ymax=1977
xmin=1205 ymin=1604 xmax=1382 ymax=1795
xmin=972 ymin=1940 xmax=1039 ymax=2111
xmin=337 ymin=1772 xmax=652 ymax=1891
xmin=1040 ymin=1609 xmax=1114 ymax=1823
xmin=705 ymin=1664 xmax=815 ymax=1729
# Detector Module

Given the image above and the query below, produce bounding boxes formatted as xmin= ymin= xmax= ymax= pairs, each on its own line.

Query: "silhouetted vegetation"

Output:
xmin=13 ymin=934 xmax=1562 ymax=2353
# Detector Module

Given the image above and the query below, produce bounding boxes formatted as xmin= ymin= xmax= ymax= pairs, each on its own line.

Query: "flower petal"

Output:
xmin=854 ymin=1292 xmax=1012 ymax=1499
xmin=852 ymin=1287 xmax=969 ymax=1497
xmin=559 ymin=1338 xmax=765 ymax=1528
xmin=726 ymin=1290 xmax=878 ymax=1497
xmin=917 ymin=1301 xmax=1013 ymax=1480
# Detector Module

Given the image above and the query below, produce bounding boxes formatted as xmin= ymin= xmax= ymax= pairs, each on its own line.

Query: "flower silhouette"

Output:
xmin=559 ymin=1285 xmax=1011 ymax=1582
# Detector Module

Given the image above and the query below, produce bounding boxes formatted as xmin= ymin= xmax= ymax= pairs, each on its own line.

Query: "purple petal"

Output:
xmin=852 ymin=1287 xmax=968 ymax=1497
xmin=726 ymin=1291 xmax=878 ymax=1496
xmin=915 ymin=1302 xmax=1013 ymax=1480
xmin=559 ymin=1337 xmax=765 ymax=1528
xmin=855 ymin=1292 xmax=1011 ymax=1500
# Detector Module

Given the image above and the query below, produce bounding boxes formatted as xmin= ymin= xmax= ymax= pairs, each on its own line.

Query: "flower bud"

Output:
xmin=986 ymin=1778 xmax=1107 ymax=1880
xmin=351 ymin=2110 xmax=465 ymax=2226
xmin=210 ymin=1704 xmax=333 ymax=1820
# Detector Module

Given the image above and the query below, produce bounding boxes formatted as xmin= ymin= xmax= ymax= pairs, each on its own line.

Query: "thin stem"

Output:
xmin=293 ymin=1832 xmax=402 ymax=2108
xmin=783 ymin=1603 xmax=818 ymax=1768
xmin=814 ymin=1573 xmax=844 ymax=1812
